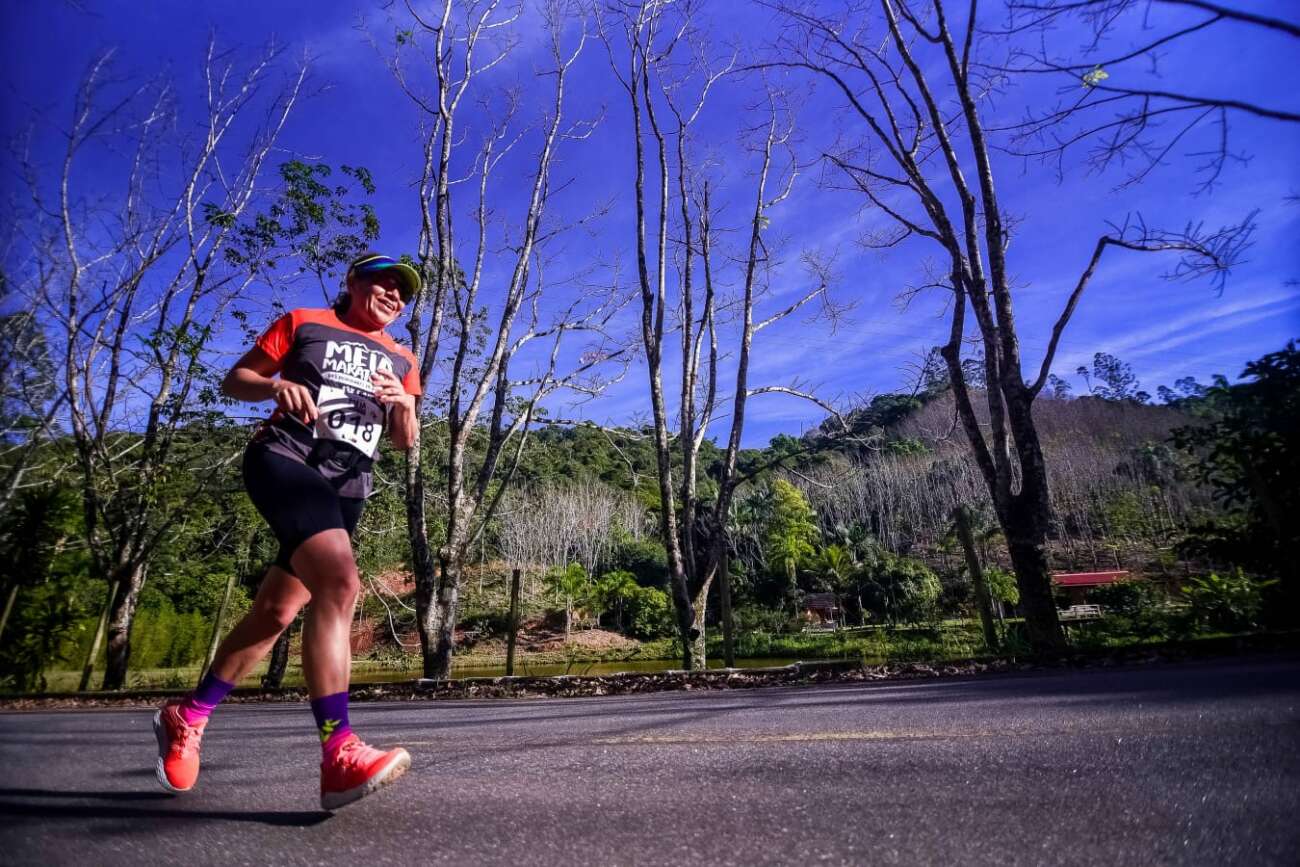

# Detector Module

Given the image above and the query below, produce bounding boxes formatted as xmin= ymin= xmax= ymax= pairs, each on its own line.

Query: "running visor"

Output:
xmin=349 ymin=254 xmax=421 ymax=302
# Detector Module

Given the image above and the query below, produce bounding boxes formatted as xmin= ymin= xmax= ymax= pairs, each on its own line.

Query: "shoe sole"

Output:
xmin=153 ymin=709 xmax=192 ymax=794
xmin=320 ymin=748 xmax=411 ymax=811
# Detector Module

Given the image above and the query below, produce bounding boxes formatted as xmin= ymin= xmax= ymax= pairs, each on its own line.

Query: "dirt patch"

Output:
xmin=368 ymin=570 xmax=414 ymax=595
xmin=526 ymin=625 xmax=639 ymax=654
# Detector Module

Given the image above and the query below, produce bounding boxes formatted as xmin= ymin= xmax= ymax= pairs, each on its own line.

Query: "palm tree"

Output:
xmin=545 ymin=564 xmax=591 ymax=640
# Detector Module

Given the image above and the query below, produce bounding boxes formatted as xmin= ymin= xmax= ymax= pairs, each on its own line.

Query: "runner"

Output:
xmin=153 ymin=252 xmax=423 ymax=810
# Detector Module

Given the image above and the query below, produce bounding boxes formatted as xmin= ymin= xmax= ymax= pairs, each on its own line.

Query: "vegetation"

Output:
xmin=3 ymin=337 xmax=1292 ymax=693
xmin=2 ymin=2 xmax=1294 ymax=693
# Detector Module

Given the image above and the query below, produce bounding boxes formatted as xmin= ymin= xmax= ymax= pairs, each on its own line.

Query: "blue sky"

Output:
xmin=3 ymin=1 xmax=1297 ymax=446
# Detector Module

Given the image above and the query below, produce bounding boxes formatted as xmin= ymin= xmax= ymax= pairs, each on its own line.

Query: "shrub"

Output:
xmin=984 ymin=567 xmax=1019 ymax=606
xmin=625 ymin=586 xmax=675 ymax=639
xmin=1183 ymin=570 xmax=1274 ymax=633
xmin=1090 ymin=579 xmax=1159 ymax=616
xmin=858 ymin=553 xmax=942 ymax=625
xmin=460 ymin=609 xmax=513 ymax=639
xmin=0 ymin=579 xmax=84 ymax=692
xmin=733 ymin=603 xmax=794 ymax=634
xmin=606 ymin=536 xmax=669 ymax=587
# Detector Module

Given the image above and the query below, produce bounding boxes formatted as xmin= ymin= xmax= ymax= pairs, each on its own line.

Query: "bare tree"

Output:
xmin=388 ymin=0 xmax=627 ymax=678
xmin=15 ymin=42 xmax=308 ymax=688
xmin=499 ymin=478 xmax=641 ymax=579
xmin=0 ymin=293 xmax=68 ymax=517
xmin=600 ymin=0 xmax=841 ymax=668
xmin=765 ymin=0 xmax=1248 ymax=652
xmin=996 ymin=0 xmax=1300 ymax=191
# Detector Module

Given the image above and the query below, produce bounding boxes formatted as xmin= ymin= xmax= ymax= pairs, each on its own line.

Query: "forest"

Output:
xmin=1 ymin=0 xmax=1297 ymax=693
xmin=2 ymin=333 xmax=1295 ymax=692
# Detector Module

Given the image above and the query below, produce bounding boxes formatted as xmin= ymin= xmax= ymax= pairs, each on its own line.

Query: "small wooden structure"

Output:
xmin=1052 ymin=571 xmax=1130 ymax=606
xmin=801 ymin=593 xmax=842 ymax=629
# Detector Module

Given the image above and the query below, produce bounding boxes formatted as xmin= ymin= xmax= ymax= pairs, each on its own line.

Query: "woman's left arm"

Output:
xmin=372 ymin=369 xmax=419 ymax=451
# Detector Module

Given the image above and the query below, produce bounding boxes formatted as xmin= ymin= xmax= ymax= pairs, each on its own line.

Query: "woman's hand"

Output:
xmin=370 ymin=369 xmax=415 ymax=411
xmin=371 ymin=369 xmax=417 ymax=450
xmin=271 ymin=379 xmax=319 ymax=424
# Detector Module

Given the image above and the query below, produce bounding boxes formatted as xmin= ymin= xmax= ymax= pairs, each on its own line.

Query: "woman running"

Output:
xmin=153 ymin=252 xmax=422 ymax=810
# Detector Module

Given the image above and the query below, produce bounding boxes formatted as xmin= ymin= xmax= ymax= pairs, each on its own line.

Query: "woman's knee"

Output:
xmin=254 ymin=596 xmax=303 ymax=631
xmin=316 ymin=568 xmax=360 ymax=611
xmin=290 ymin=530 xmax=360 ymax=611
xmin=250 ymin=566 xmax=310 ymax=630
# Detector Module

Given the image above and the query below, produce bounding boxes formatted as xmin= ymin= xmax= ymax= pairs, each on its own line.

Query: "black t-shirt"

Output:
xmin=249 ymin=307 xmax=421 ymax=499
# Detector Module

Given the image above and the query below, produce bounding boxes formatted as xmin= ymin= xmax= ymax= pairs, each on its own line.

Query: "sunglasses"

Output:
xmin=349 ymin=255 xmax=420 ymax=302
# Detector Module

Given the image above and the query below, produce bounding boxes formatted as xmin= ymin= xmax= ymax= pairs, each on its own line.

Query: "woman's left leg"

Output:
xmin=208 ymin=566 xmax=312 ymax=685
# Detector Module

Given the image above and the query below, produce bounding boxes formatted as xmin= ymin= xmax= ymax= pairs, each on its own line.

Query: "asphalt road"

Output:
xmin=2 ymin=656 xmax=1297 ymax=866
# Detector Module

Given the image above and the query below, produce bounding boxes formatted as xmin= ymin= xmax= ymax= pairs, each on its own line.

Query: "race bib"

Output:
xmin=313 ymin=383 xmax=383 ymax=458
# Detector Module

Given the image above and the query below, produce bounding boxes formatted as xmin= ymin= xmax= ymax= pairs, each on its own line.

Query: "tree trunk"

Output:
xmin=505 ymin=568 xmax=521 ymax=676
xmin=78 ymin=578 xmax=116 ymax=691
xmin=102 ymin=561 xmax=147 ymax=690
xmin=0 ymin=584 xmax=18 ymax=645
xmin=202 ymin=569 xmax=240 ymax=678
xmin=688 ymin=575 xmax=714 ymax=671
xmin=406 ymin=445 xmax=443 ymax=680
xmin=261 ymin=614 xmax=297 ymax=689
xmin=1001 ymin=402 xmax=1069 ymax=653
xmin=719 ymin=555 xmax=735 ymax=668
xmin=426 ymin=558 xmax=459 ymax=679
xmin=954 ymin=506 xmax=998 ymax=651
xmin=1005 ymin=523 xmax=1066 ymax=653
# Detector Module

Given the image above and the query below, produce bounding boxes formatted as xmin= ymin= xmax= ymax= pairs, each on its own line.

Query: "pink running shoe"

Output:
xmin=153 ymin=700 xmax=206 ymax=792
xmin=319 ymin=734 xmax=411 ymax=810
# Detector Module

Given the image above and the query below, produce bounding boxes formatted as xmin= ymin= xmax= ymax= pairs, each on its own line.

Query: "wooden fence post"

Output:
xmin=720 ymin=555 xmax=736 ymax=668
xmin=506 ymin=568 xmax=521 ymax=676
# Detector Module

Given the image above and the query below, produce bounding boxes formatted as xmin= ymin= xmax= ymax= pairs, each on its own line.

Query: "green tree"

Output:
xmin=544 ymin=563 xmax=592 ymax=639
xmin=606 ymin=535 xmax=669 ymax=588
xmin=984 ymin=567 xmax=1020 ymax=608
xmin=0 ymin=484 xmax=84 ymax=691
xmin=1079 ymin=352 xmax=1150 ymax=403
xmin=593 ymin=570 xmax=640 ymax=631
xmin=808 ymin=544 xmax=855 ymax=592
xmin=1172 ymin=342 xmax=1300 ymax=616
xmin=858 ymin=552 xmax=942 ymax=626
xmin=762 ymin=480 xmax=820 ymax=607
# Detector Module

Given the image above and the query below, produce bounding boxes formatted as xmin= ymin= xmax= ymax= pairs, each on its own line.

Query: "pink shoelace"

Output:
xmin=170 ymin=715 xmax=204 ymax=758
xmin=331 ymin=736 xmax=386 ymax=768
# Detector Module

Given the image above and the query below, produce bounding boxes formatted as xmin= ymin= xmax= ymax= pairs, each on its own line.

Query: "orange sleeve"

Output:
xmin=401 ymin=351 xmax=422 ymax=396
xmin=254 ymin=311 xmax=297 ymax=363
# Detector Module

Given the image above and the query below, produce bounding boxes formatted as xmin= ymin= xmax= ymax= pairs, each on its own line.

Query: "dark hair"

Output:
xmin=332 ymin=287 xmax=352 ymax=315
xmin=333 ymin=249 xmax=384 ymax=314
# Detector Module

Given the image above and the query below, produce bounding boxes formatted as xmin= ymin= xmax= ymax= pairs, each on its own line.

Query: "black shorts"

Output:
xmin=242 ymin=443 xmax=365 ymax=571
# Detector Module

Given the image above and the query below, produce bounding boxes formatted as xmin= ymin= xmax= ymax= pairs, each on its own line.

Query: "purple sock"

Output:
xmin=179 ymin=672 xmax=235 ymax=726
xmin=311 ymin=691 xmax=354 ymax=755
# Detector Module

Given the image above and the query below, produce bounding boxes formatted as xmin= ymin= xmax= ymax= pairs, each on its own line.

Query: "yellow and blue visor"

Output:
xmin=348 ymin=253 xmax=421 ymax=302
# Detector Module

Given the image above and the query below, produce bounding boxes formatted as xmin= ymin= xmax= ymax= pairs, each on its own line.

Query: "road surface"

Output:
xmin=2 ymin=656 xmax=1298 ymax=865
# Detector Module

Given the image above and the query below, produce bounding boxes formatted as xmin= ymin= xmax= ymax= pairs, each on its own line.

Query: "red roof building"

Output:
xmin=1052 ymin=571 xmax=1130 ymax=604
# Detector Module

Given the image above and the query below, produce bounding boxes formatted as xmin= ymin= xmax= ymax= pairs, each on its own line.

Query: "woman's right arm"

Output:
xmin=222 ymin=346 xmax=319 ymax=423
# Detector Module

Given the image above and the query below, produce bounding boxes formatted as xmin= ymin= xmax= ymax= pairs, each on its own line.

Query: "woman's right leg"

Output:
xmin=287 ymin=528 xmax=359 ymax=699
xmin=288 ymin=526 xmax=410 ymax=810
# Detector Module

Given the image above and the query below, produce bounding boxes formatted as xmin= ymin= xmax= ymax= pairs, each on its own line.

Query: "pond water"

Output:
xmin=344 ymin=657 xmax=812 ymax=685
